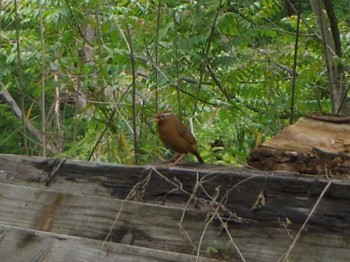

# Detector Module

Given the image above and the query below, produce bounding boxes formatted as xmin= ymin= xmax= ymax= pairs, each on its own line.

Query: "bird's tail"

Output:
xmin=193 ymin=151 xmax=204 ymax=163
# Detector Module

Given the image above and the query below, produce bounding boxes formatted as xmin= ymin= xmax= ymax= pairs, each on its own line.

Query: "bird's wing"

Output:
xmin=177 ymin=122 xmax=197 ymax=145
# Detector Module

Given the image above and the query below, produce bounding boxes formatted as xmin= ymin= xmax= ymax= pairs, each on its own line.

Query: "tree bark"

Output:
xmin=310 ymin=0 xmax=349 ymax=115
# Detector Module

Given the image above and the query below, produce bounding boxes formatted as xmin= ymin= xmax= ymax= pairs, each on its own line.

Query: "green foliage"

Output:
xmin=0 ymin=104 xmax=23 ymax=154
xmin=1 ymin=0 xmax=349 ymax=164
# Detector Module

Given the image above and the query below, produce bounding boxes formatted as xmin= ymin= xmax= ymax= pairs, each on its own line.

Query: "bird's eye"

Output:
xmin=160 ymin=114 xmax=165 ymax=119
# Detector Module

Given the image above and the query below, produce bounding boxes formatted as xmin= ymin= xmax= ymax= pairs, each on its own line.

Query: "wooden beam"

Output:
xmin=1 ymin=154 xmax=350 ymax=261
xmin=0 ymin=182 xmax=237 ymax=260
xmin=0 ymin=225 xmax=220 ymax=262
xmin=0 ymin=183 xmax=349 ymax=261
xmin=0 ymin=154 xmax=349 ymax=232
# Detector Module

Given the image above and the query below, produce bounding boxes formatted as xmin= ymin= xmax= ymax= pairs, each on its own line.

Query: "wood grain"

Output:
xmin=0 ymin=183 xmax=349 ymax=261
xmin=249 ymin=117 xmax=350 ymax=177
xmin=0 ymin=225 xmax=220 ymax=262
xmin=1 ymin=154 xmax=350 ymax=261
xmin=1 ymin=154 xmax=350 ymax=232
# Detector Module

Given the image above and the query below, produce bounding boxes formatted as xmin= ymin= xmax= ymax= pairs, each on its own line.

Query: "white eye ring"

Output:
xmin=160 ymin=112 xmax=171 ymax=119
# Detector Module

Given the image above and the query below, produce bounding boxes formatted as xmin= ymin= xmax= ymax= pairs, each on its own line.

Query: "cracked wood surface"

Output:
xmin=0 ymin=225 xmax=220 ymax=262
xmin=0 ymin=154 xmax=350 ymax=261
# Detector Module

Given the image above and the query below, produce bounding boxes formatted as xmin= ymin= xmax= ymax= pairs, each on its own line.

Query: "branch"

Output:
xmin=207 ymin=64 xmax=264 ymax=114
xmin=194 ymin=0 xmax=223 ymax=114
xmin=289 ymin=0 xmax=301 ymax=124
xmin=0 ymin=89 xmax=60 ymax=154
xmin=14 ymin=0 xmax=28 ymax=154
xmin=125 ymin=22 xmax=139 ymax=164
xmin=323 ymin=0 xmax=342 ymax=57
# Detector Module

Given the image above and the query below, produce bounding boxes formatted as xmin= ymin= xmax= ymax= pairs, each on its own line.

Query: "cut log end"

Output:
xmin=248 ymin=116 xmax=350 ymax=179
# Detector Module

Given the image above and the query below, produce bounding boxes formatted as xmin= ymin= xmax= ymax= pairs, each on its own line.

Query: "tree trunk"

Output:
xmin=310 ymin=0 xmax=349 ymax=115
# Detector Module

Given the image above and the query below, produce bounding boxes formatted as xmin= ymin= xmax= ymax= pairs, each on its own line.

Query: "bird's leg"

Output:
xmin=171 ymin=153 xmax=187 ymax=165
xmin=163 ymin=153 xmax=180 ymax=163
xmin=170 ymin=153 xmax=181 ymax=162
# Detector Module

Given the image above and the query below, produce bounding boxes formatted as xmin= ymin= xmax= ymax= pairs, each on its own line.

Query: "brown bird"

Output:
xmin=154 ymin=111 xmax=204 ymax=164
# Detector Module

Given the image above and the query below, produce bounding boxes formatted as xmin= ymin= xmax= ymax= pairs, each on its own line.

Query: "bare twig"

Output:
xmin=279 ymin=180 xmax=333 ymax=262
xmin=173 ymin=10 xmax=182 ymax=119
xmin=125 ymin=22 xmax=139 ymax=164
xmin=39 ymin=0 xmax=46 ymax=157
xmin=194 ymin=0 xmax=223 ymax=114
xmin=88 ymin=108 xmax=116 ymax=161
xmin=207 ymin=64 xmax=267 ymax=115
xmin=150 ymin=166 xmax=252 ymax=261
xmin=195 ymin=205 xmax=219 ymax=262
xmin=178 ymin=171 xmax=200 ymax=253
xmin=154 ymin=0 xmax=161 ymax=113
xmin=101 ymin=169 xmax=152 ymax=249
xmin=0 ymin=90 xmax=60 ymax=154
xmin=14 ymin=0 xmax=28 ymax=154
xmin=219 ymin=174 xmax=260 ymax=207
xmin=45 ymin=158 xmax=67 ymax=186
xmin=216 ymin=213 xmax=247 ymax=262
xmin=198 ymin=178 xmax=248 ymax=262
xmin=179 ymin=171 xmax=200 ymax=224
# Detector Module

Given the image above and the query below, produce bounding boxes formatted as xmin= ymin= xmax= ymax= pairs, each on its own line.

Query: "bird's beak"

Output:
xmin=152 ymin=117 xmax=159 ymax=122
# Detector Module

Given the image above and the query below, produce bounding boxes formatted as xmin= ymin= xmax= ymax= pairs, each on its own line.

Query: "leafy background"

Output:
xmin=1 ymin=0 xmax=349 ymax=165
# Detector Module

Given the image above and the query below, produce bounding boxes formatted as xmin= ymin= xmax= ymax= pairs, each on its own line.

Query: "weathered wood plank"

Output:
xmin=0 ymin=154 xmax=350 ymax=233
xmin=0 ymin=183 xmax=349 ymax=261
xmin=0 ymin=225 xmax=220 ymax=262
xmin=0 ymin=182 xmax=238 ymax=260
